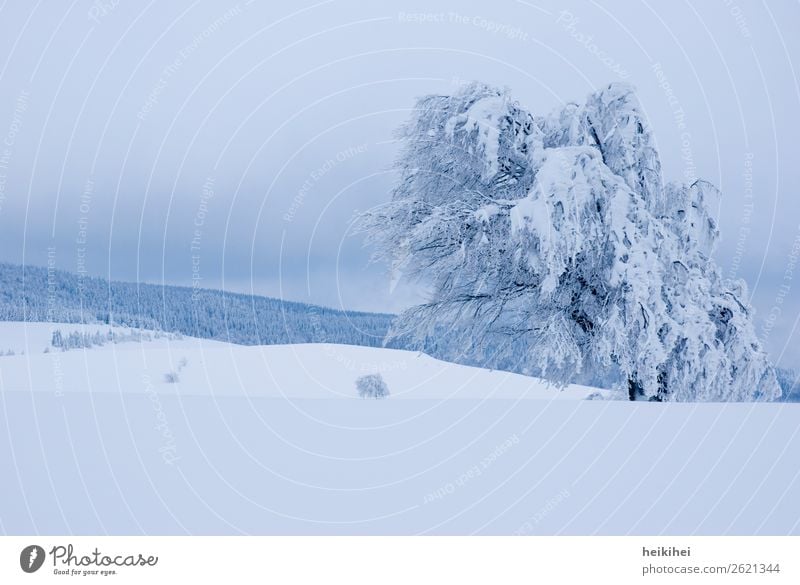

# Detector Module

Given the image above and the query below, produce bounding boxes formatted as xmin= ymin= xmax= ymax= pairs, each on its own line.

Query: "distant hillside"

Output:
xmin=0 ymin=263 xmax=392 ymax=347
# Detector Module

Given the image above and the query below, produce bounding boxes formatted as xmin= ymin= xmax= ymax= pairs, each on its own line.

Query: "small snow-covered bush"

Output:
xmin=163 ymin=371 xmax=180 ymax=384
xmin=356 ymin=373 xmax=390 ymax=399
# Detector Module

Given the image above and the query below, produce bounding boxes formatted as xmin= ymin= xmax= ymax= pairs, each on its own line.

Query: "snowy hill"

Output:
xmin=0 ymin=321 xmax=604 ymax=400
xmin=0 ymin=321 xmax=797 ymax=535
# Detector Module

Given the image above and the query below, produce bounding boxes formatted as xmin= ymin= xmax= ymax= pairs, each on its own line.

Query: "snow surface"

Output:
xmin=0 ymin=321 xmax=224 ymax=356
xmin=0 ymin=322 xmax=798 ymax=535
xmin=0 ymin=322 xmax=602 ymax=400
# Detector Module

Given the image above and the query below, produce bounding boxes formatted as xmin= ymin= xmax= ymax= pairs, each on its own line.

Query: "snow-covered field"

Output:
xmin=0 ymin=322 xmax=603 ymax=400
xmin=0 ymin=322 xmax=798 ymax=535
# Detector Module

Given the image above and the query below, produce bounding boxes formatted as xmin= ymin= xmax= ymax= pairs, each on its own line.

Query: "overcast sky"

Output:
xmin=0 ymin=0 xmax=798 ymax=366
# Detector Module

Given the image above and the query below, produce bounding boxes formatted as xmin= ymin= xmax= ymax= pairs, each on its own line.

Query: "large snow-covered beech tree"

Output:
xmin=357 ymin=82 xmax=780 ymax=402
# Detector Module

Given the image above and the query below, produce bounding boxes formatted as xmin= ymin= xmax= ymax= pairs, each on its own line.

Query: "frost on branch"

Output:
xmin=357 ymin=82 xmax=780 ymax=402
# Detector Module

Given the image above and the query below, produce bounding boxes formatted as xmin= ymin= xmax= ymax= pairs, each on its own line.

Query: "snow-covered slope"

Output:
xmin=0 ymin=321 xmax=213 ymax=356
xmin=0 ymin=322 xmax=603 ymax=400
xmin=1 ymin=322 xmax=798 ymax=535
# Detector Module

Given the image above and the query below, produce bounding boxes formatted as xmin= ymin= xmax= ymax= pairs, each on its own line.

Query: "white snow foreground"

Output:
xmin=0 ymin=322 xmax=797 ymax=535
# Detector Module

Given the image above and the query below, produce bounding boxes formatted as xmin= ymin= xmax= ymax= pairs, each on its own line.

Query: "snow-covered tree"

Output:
xmin=357 ymin=81 xmax=780 ymax=402
xmin=776 ymin=367 xmax=799 ymax=402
